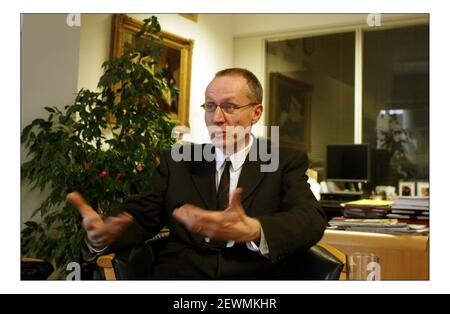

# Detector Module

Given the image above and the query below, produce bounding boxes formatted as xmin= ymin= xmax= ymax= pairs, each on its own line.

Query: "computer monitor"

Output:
xmin=326 ymin=144 xmax=370 ymax=183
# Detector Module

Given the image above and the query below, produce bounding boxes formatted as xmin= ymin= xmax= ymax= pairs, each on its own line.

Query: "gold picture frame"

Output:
xmin=269 ymin=72 xmax=312 ymax=151
xmin=110 ymin=14 xmax=193 ymax=126
xmin=179 ymin=14 xmax=198 ymax=22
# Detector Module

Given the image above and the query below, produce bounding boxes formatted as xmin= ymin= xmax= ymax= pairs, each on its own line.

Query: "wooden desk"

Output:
xmin=321 ymin=230 xmax=429 ymax=280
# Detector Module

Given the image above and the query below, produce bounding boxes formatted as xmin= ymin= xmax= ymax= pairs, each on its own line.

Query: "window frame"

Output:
xmin=263 ymin=16 xmax=429 ymax=144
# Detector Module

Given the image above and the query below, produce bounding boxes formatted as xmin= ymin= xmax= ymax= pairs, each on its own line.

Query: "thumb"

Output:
xmin=229 ymin=187 xmax=244 ymax=211
xmin=66 ymin=191 xmax=97 ymax=219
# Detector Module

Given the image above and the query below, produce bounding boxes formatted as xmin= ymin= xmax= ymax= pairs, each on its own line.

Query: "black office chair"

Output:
xmin=21 ymin=258 xmax=55 ymax=280
xmin=92 ymin=232 xmax=346 ymax=280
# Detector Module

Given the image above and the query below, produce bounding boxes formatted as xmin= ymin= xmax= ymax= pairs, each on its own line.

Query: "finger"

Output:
xmin=173 ymin=205 xmax=207 ymax=229
xmin=118 ymin=212 xmax=134 ymax=223
xmin=66 ymin=192 xmax=97 ymax=218
xmin=88 ymin=229 xmax=106 ymax=246
xmin=104 ymin=213 xmax=133 ymax=229
xmin=93 ymin=213 xmax=133 ymax=244
xmin=173 ymin=205 xmax=196 ymax=222
xmin=229 ymin=187 xmax=244 ymax=209
xmin=83 ymin=215 xmax=103 ymax=231
xmin=88 ymin=226 xmax=114 ymax=247
xmin=90 ymin=236 xmax=107 ymax=248
xmin=89 ymin=227 xmax=104 ymax=240
xmin=172 ymin=206 xmax=193 ymax=227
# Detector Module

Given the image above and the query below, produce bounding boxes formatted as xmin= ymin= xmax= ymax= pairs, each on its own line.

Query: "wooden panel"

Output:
xmin=322 ymin=230 xmax=429 ymax=280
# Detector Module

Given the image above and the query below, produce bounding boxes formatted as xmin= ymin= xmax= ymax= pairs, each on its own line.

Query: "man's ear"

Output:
xmin=251 ymin=104 xmax=263 ymax=124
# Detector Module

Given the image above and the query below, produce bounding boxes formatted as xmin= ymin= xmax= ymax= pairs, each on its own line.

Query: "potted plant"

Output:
xmin=21 ymin=16 xmax=176 ymax=277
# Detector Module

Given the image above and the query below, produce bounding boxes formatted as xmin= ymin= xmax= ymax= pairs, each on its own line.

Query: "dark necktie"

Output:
xmin=216 ymin=160 xmax=231 ymax=210
xmin=207 ymin=160 xmax=231 ymax=248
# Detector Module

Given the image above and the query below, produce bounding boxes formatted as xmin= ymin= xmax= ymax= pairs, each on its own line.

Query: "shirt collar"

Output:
xmin=215 ymin=134 xmax=254 ymax=172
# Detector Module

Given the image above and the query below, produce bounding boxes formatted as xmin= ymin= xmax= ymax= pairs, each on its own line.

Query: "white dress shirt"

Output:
xmin=206 ymin=135 xmax=270 ymax=257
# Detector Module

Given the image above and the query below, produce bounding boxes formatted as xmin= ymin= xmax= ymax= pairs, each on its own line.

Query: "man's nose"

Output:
xmin=212 ymin=106 xmax=226 ymax=124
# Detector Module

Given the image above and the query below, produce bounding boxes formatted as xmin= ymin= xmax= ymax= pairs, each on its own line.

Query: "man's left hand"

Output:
xmin=172 ymin=188 xmax=261 ymax=243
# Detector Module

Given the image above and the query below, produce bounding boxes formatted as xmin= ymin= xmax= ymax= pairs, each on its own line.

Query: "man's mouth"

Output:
xmin=212 ymin=131 xmax=228 ymax=138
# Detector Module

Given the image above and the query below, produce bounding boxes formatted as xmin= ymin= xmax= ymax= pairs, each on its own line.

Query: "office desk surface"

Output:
xmin=321 ymin=230 xmax=429 ymax=280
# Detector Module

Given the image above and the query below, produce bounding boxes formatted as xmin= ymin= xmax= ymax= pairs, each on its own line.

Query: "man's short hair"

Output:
xmin=215 ymin=68 xmax=263 ymax=104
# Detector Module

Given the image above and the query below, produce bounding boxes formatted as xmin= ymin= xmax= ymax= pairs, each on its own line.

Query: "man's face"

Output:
xmin=204 ymin=75 xmax=263 ymax=151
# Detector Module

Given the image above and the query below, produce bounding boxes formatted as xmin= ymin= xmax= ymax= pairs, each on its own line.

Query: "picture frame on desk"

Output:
xmin=417 ymin=181 xmax=429 ymax=197
xmin=399 ymin=181 xmax=416 ymax=197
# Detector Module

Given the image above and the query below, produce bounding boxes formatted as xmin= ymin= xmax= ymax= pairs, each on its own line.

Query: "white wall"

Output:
xmin=21 ymin=14 xmax=81 ymax=223
xmin=232 ymin=36 xmax=268 ymax=138
xmin=77 ymin=14 xmax=235 ymax=144
xmin=77 ymin=14 xmax=111 ymax=93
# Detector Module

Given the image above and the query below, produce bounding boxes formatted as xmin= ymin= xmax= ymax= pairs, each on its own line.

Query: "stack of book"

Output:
xmin=388 ymin=197 xmax=429 ymax=220
xmin=328 ymin=217 xmax=429 ymax=234
xmin=342 ymin=199 xmax=393 ymax=219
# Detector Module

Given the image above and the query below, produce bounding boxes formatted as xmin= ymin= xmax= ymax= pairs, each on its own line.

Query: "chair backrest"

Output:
xmin=98 ymin=237 xmax=345 ymax=280
xmin=282 ymin=242 xmax=345 ymax=280
xmin=21 ymin=258 xmax=54 ymax=280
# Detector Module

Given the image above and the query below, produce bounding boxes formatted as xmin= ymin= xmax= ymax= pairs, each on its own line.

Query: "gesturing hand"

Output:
xmin=66 ymin=192 xmax=133 ymax=248
xmin=172 ymin=188 xmax=261 ymax=243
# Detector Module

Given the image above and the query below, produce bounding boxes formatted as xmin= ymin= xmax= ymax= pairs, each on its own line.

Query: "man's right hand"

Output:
xmin=66 ymin=192 xmax=133 ymax=248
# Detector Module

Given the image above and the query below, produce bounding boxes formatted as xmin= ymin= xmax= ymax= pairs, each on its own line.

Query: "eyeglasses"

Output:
xmin=200 ymin=102 xmax=257 ymax=114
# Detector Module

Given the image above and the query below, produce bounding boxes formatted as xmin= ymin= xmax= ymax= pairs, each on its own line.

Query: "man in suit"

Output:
xmin=68 ymin=68 xmax=327 ymax=279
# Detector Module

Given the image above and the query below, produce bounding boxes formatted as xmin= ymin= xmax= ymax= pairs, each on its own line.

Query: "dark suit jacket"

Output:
xmin=113 ymin=138 xmax=327 ymax=279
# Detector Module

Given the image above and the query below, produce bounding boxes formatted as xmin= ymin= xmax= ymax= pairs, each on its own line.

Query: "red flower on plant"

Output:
xmin=98 ymin=171 xmax=109 ymax=177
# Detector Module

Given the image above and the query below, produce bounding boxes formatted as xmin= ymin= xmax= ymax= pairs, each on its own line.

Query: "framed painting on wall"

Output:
xmin=110 ymin=14 xmax=193 ymax=126
xmin=179 ymin=14 xmax=198 ymax=22
xmin=269 ymin=72 xmax=312 ymax=151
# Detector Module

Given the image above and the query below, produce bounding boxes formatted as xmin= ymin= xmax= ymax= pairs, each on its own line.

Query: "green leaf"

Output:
xmin=44 ymin=107 xmax=56 ymax=113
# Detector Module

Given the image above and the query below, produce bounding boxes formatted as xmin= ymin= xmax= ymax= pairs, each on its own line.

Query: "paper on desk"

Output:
xmin=345 ymin=199 xmax=393 ymax=207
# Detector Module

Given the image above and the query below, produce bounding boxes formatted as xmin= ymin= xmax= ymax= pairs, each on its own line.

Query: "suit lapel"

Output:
xmin=237 ymin=139 xmax=266 ymax=205
xmin=190 ymin=146 xmax=217 ymax=211
xmin=188 ymin=146 xmax=217 ymax=246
